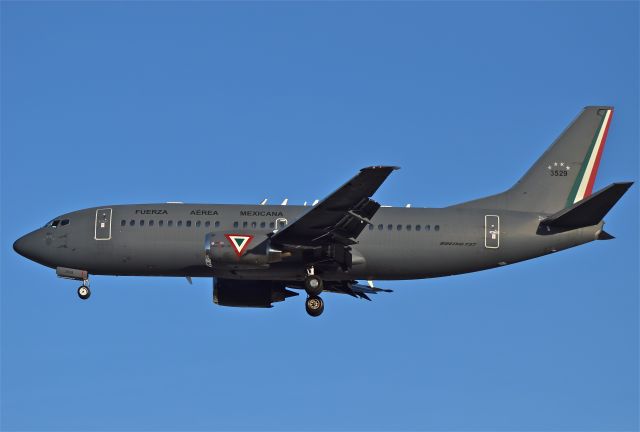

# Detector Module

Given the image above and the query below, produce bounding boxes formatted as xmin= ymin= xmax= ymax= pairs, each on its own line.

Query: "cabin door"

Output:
xmin=484 ymin=215 xmax=500 ymax=249
xmin=274 ymin=217 xmax=288 ymax=232
xmin=95 ymin=208 xmax=112 ymax=240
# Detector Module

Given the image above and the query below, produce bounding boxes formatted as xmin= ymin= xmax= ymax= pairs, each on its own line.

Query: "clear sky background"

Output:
xmin=1 ymin=2 xmax=638 ymax=431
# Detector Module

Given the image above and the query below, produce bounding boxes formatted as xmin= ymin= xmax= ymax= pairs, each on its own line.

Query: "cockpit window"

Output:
xmin=45 ymin=218 xmax=69 ymax=228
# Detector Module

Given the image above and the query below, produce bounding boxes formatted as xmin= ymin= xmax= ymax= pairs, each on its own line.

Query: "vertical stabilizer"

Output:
xmin=454 ymin=106 xmax=614 ymax=214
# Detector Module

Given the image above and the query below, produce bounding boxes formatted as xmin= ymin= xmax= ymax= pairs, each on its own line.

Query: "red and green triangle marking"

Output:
xmin=224 ymin=234 xmax=254 ymax=257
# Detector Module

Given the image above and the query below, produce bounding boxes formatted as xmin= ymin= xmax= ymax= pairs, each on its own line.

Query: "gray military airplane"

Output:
xmin=13 ymin=106 xmax=633 ymax=317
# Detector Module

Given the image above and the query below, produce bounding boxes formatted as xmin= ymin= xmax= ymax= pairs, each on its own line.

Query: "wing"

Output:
xmin=271 ymin=166 xmax=399 ymax=248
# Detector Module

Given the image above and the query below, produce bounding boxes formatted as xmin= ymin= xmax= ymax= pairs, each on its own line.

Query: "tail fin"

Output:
xmin=454 ymin=106 xmax=614 ymax=213
xmin=541 ymin=182 xmax=632 ymax=228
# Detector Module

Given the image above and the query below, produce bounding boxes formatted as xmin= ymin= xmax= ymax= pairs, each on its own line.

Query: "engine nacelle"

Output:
xmin=213 ymin=278 xmax=298 ymax=308
xmin=204 ymin=232 xmax=286 ymax=268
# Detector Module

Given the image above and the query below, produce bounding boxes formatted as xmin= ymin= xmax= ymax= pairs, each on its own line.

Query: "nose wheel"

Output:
xmin=77 ymin=284 xmax=91 ymax=300
xmin=305 ymin=295 xmax=324 ymax=317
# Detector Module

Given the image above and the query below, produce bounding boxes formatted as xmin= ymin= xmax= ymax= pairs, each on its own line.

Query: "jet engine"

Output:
xmin=204 ymin=232 xmax=289 ymax=269
xmin=213 ymin=278 xmax=298 ymax=308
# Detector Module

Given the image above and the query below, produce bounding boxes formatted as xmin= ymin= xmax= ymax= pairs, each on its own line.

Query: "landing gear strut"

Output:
xmin=304 ymin=268 xmax=324 ymax=316
xmin=305 ymin=296 xmax=324 ymax=317
xmin=77 ymin=280 xmax=91 ymax=300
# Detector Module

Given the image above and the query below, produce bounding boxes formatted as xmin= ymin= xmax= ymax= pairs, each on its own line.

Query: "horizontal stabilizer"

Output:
xmin=542 ymin=182 xmax=633 ymax=228
xmin=597 ymin=230 xmax=615 ymax=240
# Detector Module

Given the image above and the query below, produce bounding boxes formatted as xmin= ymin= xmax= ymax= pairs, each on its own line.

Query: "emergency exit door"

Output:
xmin=95 ymin=208 xmax=112 ymax=240
xmin=484 ymin=215 xmax=500 ymax=249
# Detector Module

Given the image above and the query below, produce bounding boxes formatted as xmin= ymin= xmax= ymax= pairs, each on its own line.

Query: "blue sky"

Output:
xmin=1 ymin=2 xmax=638 ymax=431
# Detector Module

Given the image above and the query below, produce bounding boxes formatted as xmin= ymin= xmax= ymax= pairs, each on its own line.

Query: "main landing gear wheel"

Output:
xmin=77 ymin=285 xmax=91 ymax=300
xmin=305 ymin=296 xmax=324 ymax=317
xmin=304 ymin=275 xmax=323 ymax=296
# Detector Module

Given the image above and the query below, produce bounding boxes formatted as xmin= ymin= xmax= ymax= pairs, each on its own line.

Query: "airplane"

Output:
xmin=13 ymin=106 xmax=633 ymax=317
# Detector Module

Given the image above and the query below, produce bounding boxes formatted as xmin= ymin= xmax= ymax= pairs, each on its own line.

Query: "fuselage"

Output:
xmin=13 ymin=203 xmax=602 ymax=282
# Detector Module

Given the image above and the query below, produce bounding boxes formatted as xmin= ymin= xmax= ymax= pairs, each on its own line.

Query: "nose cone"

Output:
xmin=13 ymin=232 xmax=37 ymax=260
xmin=13 ymin=235 xmax=27 ymax=256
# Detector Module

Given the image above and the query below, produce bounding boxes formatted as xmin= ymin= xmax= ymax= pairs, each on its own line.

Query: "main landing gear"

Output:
xmin=305 ymin=296 xmax=324 ymax=317
xmin=304 ymin=269 xmax=324 ymax=317
xmin=304 ymin=274 xmax=323 ymax=296
xmin=77 ymin=279 xmax=91 ymax=300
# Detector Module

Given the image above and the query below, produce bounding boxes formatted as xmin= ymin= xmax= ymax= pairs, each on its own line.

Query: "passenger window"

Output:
xmin=269 ymin=222 xmax=275 ymax=228
xmin=426 ymin=224 xmax=430 ymax=231
xmin=397 ymin=224 xmax=402 ymax=231
xmin=378 ymin=224 xmax=383 ymax=230
xmin=196 ymin=221 xmax=201 ymax=227
xmin=251 ymin=222 xmax=257 ymax=228
xmin=149 ymin=220 xmax=154 ymax=226
xmin=215 ymin=221 xmax=220 ymax=228
xmin=406 ymin=225 xmax=411 ymax=231
xmin=242 ymin=221 xmax=248 ymax=228
xmin=205 ymin=221 xmax=210 ymax=227
xmin=61 ymin=219 xmax=69 ymax=226
xmin=368 ymin=225 xmax=374 ymax=230
xmin=233 ymin=221 xmax=238 ymax=228
xmin=260 ymin=221 xmax=266 ymax=228
xmin=140 ymin=220 xmax=145 ymax=226
xmin=279 ymin=220 xmax=286 ymax=228
xmin=435 ymin=225 xmax=440 ymax=231
xmin=186 ymin=220 xmax=192 ymax=227
xmin=177 ymin=220 xmax=183 ymax=227
xmin=387 ymin=224 xmax=393 ymax=230
xmin=168 ymin=220 xmax=173 ymax=227
xmin=121 ymin=220 xmax=126 ymax=227
xmin=415 ymin=225 xmax=421 ymax=231
xmin=130 ymin=220 xmax=135 ymax=226
xmin=159 ymin=220 xmax=164 ymax=227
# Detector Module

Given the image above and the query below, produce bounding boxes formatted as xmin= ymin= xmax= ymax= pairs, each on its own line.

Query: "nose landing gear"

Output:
xmin=77 ymin=284 xmax=91 ymax=300
xmin=56 ymin=267 xmax=92 ymax=301
xmin=77 ymin=278 xmax=91 ymax=300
